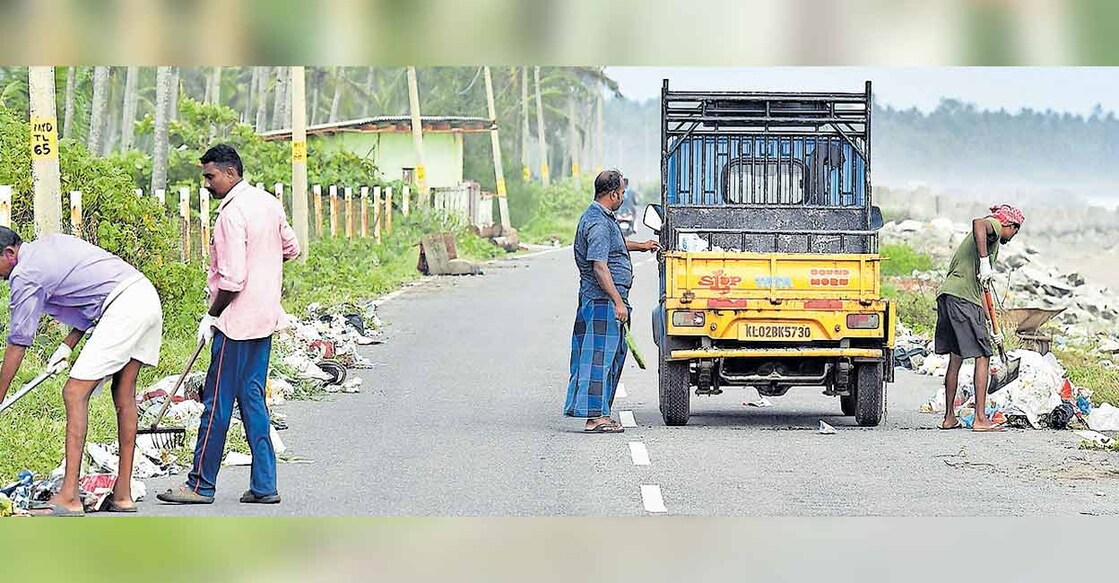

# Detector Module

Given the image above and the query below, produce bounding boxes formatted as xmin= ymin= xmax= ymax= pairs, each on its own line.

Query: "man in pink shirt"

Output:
xmin=158 ymin=144 xmax=299 ymax=506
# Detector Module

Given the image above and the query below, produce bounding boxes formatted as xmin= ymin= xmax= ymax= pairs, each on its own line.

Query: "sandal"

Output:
xmin=584 ymin=420 xmax=625 ymax=433
xmin=104 ymin=499 xmax=138 ymax=513
xmin=938 ymin=419 xmax=962 ymax=430
xmin=31 ymin=503 xmax=85 ymax=517
xmin=156 ymin=485 xmax=215 ymax=505
xmin=972 ymin=422 xmax=1006 ymax=432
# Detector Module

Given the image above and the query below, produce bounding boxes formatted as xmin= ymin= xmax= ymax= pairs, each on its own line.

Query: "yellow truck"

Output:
xmin=644 ymin=80 xmax=895 ymax=426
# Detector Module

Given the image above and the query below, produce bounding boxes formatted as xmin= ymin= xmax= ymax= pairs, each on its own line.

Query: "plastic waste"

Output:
xmin=1088 ymin=403 xmax=1119 ymax=432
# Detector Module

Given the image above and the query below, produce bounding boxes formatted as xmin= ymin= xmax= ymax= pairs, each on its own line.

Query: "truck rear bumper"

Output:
xmin=668 ymin=347 xmax=884 ymax=361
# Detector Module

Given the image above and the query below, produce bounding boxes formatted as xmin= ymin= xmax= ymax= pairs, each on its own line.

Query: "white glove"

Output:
xmin=978 ymin=256 xmax=994 ymax=286
xmin=197 ymin=314 xmax=218 ymax=345
xmin=46 ymin=344 xmax=72 ymax=375
xmin=990 ymin=331 xmax=1004 ymax=345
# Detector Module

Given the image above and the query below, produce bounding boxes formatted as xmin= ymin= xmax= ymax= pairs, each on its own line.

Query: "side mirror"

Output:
xmin=643 ymin=203 xmax=664 ymax=233
xmin=870 ymin=205 xmax=884 ymax=231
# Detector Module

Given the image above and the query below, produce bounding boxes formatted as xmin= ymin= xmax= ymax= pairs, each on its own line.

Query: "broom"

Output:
xmin=623 ymin=322 xmax=646 ymax=369
xmin=137 ymin=340 xmax=206 ymax=449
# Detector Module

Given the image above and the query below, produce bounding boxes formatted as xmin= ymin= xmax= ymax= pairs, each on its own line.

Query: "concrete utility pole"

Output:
xmin=534 ymin=66 xmax=550 ymax=187
xmin=483 ymin=66 xmax=512 ymax=231
xmin=291 ymin=66 xmax=310 ymax=262
xmin=521 ymin=67 xmax=530 ymax=183
xmin=406 ymin=67 xmax=429 ymax=206
xmin=29 ymin=66 xmax=63 ymax=236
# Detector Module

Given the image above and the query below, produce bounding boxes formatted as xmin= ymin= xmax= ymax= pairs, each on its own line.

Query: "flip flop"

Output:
xmin=972 ymin=423 xmax=1006 ymax=432
xmin=584 ymin=421 xmax=625 ymax=433
xmin=938 ymin=420 xmax=963 ymax=430
xmin=31 ymin=503 xmax=85 ymax=517
xmin=104 ymin=500 xmax=138 ymax=513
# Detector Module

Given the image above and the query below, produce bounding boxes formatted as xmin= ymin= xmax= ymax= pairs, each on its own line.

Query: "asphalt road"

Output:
xmin=139 ymin=232 xmax=1119 ymax=516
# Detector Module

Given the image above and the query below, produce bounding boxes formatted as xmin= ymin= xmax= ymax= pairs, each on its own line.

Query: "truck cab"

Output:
xmin=647 ymin=80 xmax=895 ymax=427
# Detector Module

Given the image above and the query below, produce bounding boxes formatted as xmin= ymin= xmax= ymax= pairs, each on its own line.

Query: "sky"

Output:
xmin=604 ymin=67 xmax=1119 ymax=116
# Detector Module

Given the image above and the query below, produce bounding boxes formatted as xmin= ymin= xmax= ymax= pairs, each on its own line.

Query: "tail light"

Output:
xmin=846 ymin=313 xmax=880 ymax=329
xmin=672 ymin=310 xmax=706 ymax=327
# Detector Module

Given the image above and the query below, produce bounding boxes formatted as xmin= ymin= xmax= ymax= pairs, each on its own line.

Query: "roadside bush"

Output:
xmin=880 ymin=243 xmax=935 ymax=277
xmin=508 ymin=178 xmax=591 ymax=245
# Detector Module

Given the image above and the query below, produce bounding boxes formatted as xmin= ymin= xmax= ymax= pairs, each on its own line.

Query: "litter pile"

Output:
xmin=1 ymin=301 xmax=385 ymax=516
xmin=882 ymin=219 xmax=1119 ymax=351
xmin=897 ymin=319 xmax=1118 ymax=435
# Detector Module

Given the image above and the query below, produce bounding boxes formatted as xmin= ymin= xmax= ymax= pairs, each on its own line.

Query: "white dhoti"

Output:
xmin=70 ymin=275 xmax=163 ymax=381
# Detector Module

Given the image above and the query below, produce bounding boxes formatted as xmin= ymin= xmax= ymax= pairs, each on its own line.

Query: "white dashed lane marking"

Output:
xmin=629 ymin=442 xmax=650 ymax=466
xmin=641 ymin=485 xmax=667 ymax=513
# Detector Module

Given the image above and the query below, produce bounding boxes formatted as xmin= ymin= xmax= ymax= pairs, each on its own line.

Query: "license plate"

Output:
xmin=739 ymin=323 xmax=812 ymax=340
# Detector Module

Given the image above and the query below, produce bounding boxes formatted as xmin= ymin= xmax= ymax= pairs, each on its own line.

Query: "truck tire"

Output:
xmin=659 ymin=354 xmax=691 ymax=426
xmin=854 ymin=362 xmax=884 ymax=427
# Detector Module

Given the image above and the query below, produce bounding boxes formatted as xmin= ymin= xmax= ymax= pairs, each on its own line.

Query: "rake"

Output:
xmin=137 ymin=340 xmax=206 ymax=450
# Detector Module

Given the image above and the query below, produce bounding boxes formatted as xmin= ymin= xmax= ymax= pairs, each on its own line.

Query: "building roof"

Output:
xmin=259 ymin=116 xmax=496 ymax=140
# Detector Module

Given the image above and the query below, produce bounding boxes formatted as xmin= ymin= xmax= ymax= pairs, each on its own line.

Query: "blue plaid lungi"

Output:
xmin=564 ymin=297 xmax=629 ymax=418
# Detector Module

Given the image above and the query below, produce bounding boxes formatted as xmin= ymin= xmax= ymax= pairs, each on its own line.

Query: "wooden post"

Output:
xmin=483 ymin=66 xmax=512 ymax=231
xmin=360 ymin=186 xmax=369 ymax=238
xmin=534 ymin=66 xmax=550 ymax=187
xmin=0 ymin=185 xmax=11 ymax=227
xmin=134 ymin=188 xmax=143 ymax=197
xmin=313 ymin=184 xmax=323 ymax=237
xmin=30 ymin=66 xmax=63 ymax=236
xmin=385 ymin=186 xmax=393 ymax=234
xmin=406 ymin=67 xmax=429 ymax=207
xmin=402 ymin=185 xmax=410 ymax=217
xmin=199 ymin=187 xmax=210 ymax=261
xmin=69 ymin=191 xmax=82 ymax=238
xmin=329 ymin=184 xmax=338 ymax=237
xmin=179 ymin=187 xmax=191 ymax=262
xmin=155 ymin=188 xmax=166 ymax=209
xmin=373 ymin=185 xmax=382 ymax=243
xmin=344 ymin=186 xmax=354 ymax=239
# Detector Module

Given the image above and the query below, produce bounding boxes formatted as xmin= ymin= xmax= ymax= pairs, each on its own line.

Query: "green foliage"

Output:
xmin=883 ymin=282 xmax=938 ymax=336
xmin=130 ymin=98 xmax=383 ymax=193
xmin=1054 ymin=347 xmax=1119 ymax=407
xmin=508 ymin=178 xmax=590 ymax=245
xmin=880 ymin=243 xmax=936 ymax=277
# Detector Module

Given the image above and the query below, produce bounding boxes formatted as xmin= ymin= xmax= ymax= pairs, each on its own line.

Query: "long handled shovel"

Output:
xmin=136 ymin=340 xmax=206 ymax=449
xmin=983 ymin=285 xmax=1021 ymax=394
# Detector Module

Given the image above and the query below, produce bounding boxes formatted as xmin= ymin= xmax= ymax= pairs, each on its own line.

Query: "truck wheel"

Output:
xmin=854 ymin=362 xmax=884 ymax=427
xmin=659 ymin=355 xmax=691 ymax=426
xmin=840 ymin=394 xmax=856 ymax=416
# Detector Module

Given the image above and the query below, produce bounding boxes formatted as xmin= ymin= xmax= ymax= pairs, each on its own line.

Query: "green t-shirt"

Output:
xmin=938 ymin=217 xmax=1002 ymax=306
